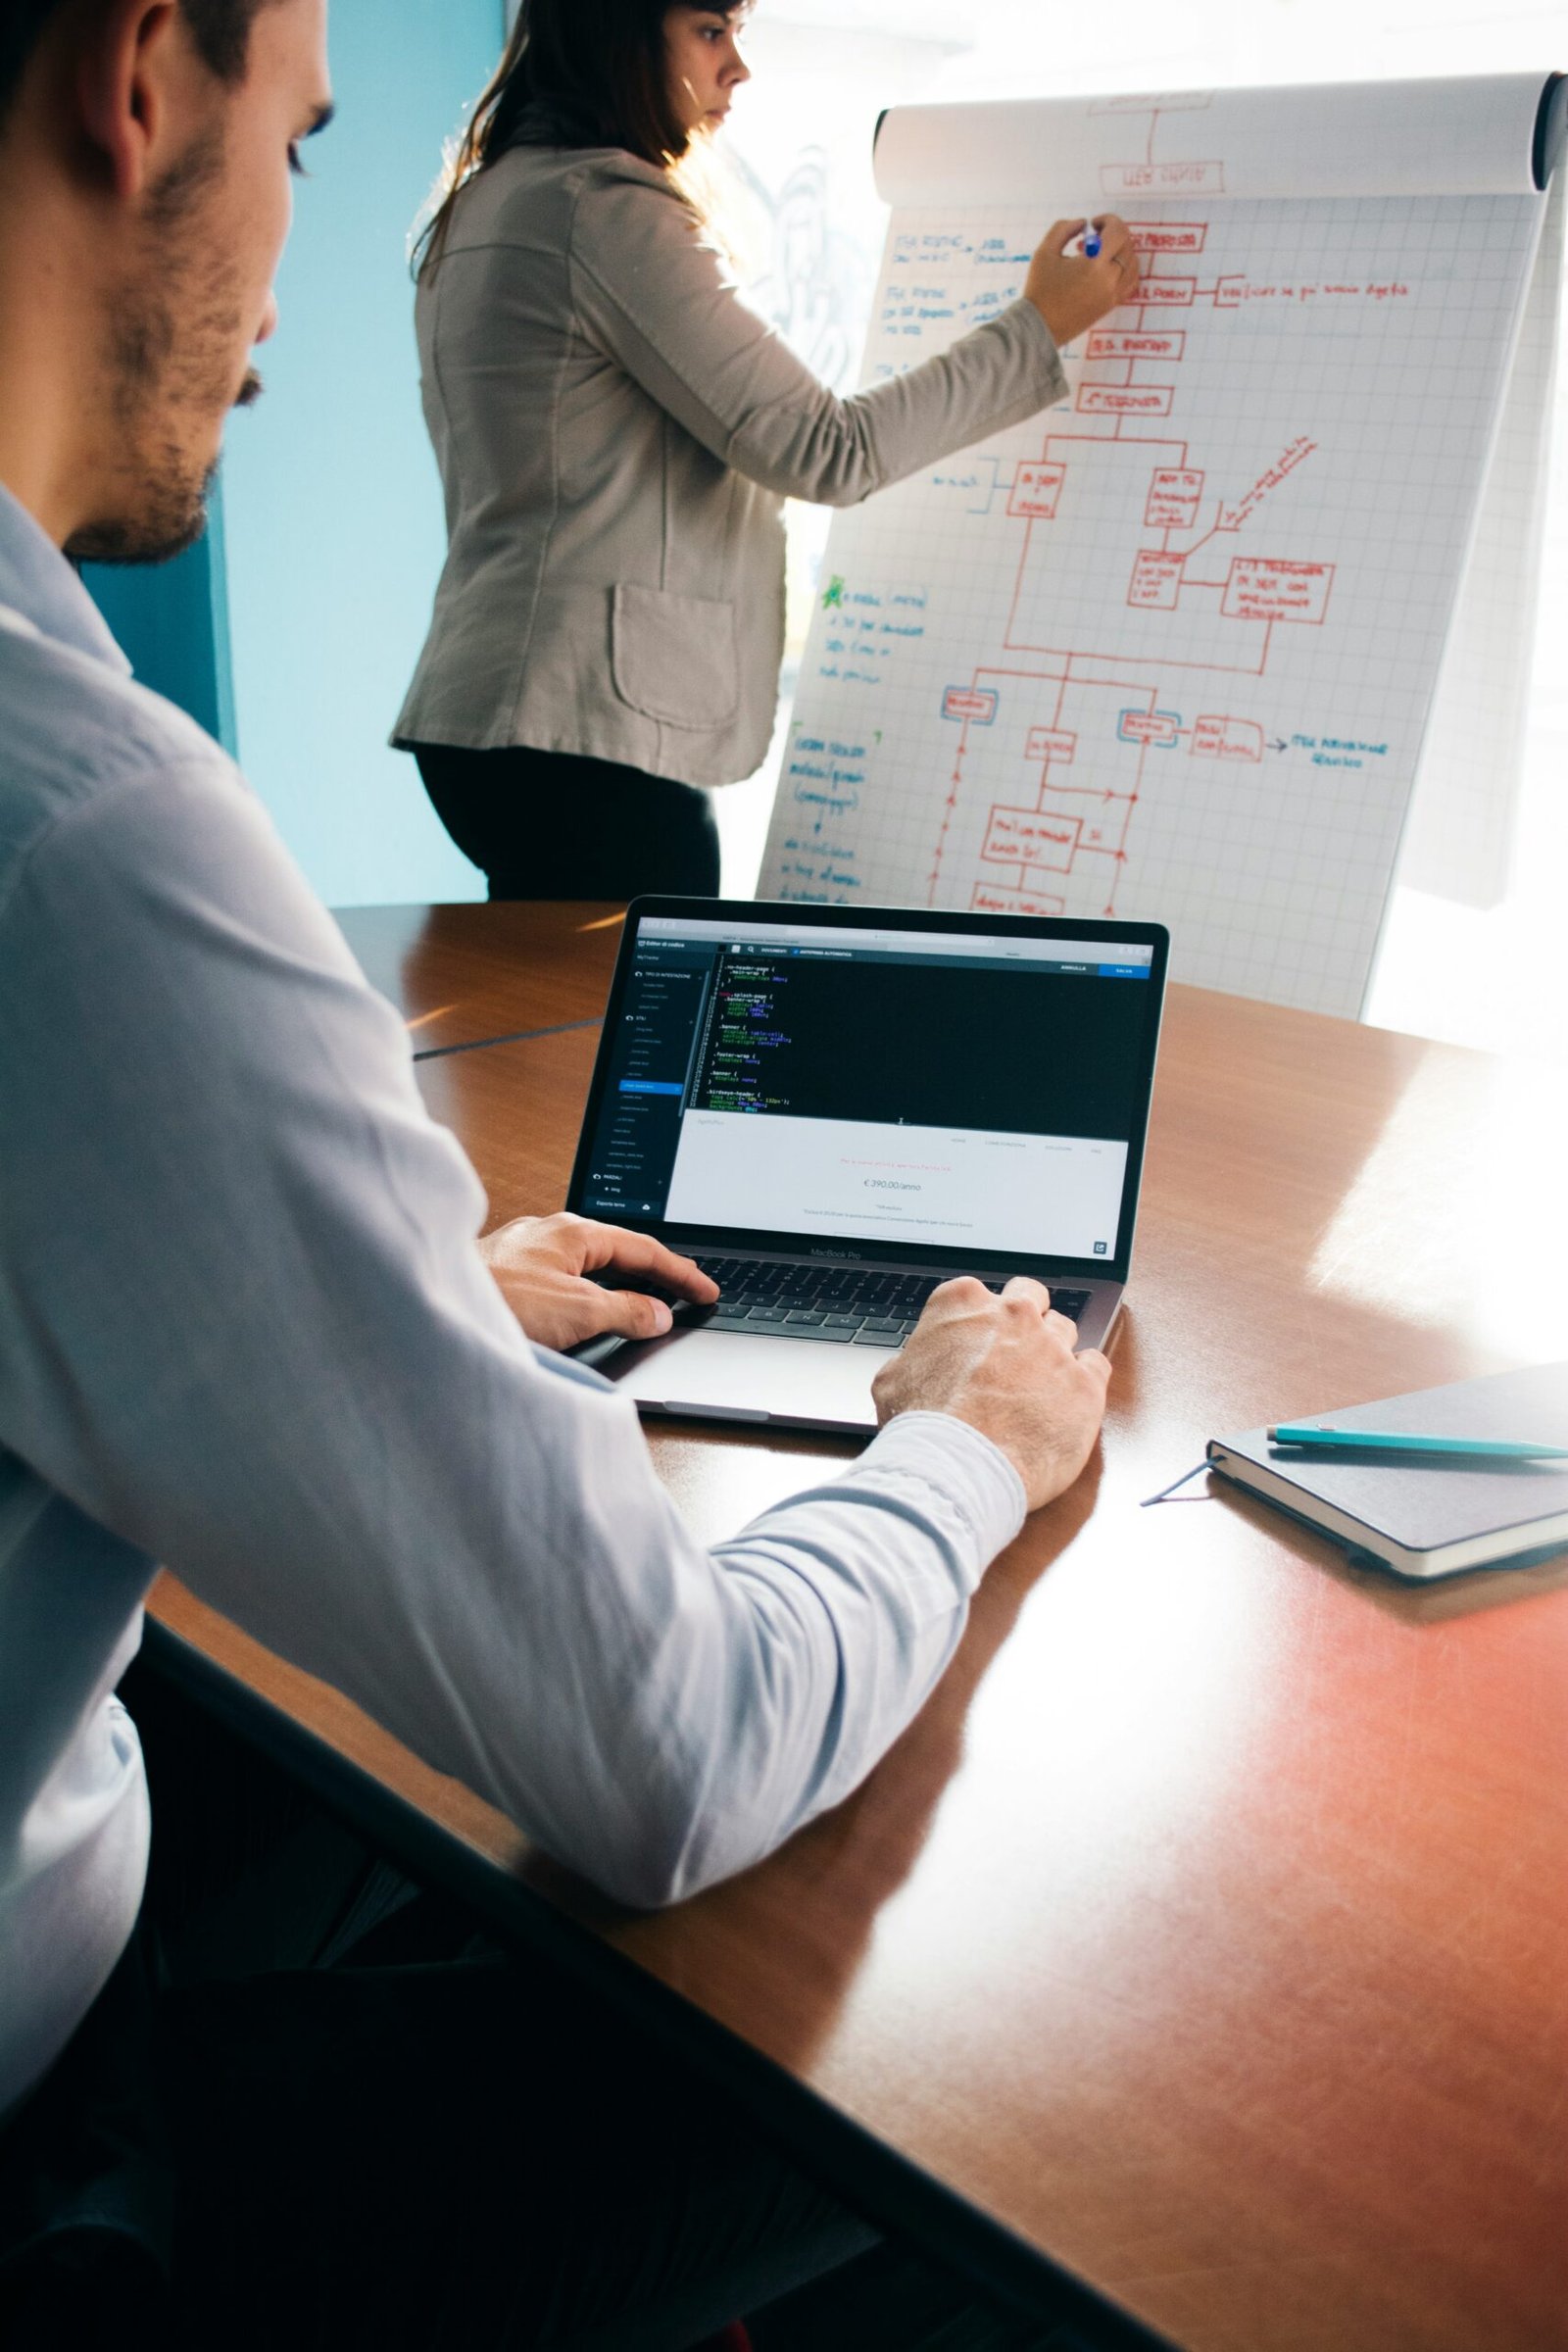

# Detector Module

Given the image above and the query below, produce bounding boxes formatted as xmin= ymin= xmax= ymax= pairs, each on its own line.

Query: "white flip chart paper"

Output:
xmin=759 ymin=75 xmax=1565 ymax=1017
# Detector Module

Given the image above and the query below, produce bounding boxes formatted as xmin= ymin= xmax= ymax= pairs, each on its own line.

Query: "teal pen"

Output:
xmin=1268 ymin=1423 xmax=1568 ymax=1460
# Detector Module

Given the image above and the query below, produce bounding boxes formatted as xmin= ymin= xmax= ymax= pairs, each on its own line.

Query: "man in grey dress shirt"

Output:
xmin=0 ymin=1 xmax=1112 ymax=2341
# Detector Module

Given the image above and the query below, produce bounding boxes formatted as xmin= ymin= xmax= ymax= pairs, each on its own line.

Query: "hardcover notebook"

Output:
xmin=1206 ymin=1362 xmax=1568 ymax=1580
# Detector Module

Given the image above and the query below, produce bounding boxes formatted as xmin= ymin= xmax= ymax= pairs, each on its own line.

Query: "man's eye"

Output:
xmin=288 ymin=142 xmax=307 ymax=177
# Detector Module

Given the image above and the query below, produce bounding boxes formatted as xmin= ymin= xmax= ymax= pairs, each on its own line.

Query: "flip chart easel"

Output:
xmin=759 ymin=74 xmax=1566 ymax=1018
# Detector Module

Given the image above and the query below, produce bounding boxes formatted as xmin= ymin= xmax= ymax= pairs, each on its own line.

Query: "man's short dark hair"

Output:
xmin=0 ymin=0 xmax=272 ymax=125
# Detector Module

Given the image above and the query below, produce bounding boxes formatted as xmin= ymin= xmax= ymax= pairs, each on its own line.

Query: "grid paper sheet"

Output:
xmin=758 ymin=78 xmax=1563 ymax=1017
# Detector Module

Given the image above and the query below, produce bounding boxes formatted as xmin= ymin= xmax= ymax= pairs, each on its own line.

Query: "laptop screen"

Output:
xmin=569 ymin=905 xmax=1167 ymax=1276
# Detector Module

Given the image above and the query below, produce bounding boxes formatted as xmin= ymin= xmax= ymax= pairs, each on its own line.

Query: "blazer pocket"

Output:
xmin=612 ymin=584 xmax=740 ymax=730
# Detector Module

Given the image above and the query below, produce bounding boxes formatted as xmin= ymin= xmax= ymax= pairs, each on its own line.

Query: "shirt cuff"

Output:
xmin=851 ymin=1408 xmax=1028 ymax=1585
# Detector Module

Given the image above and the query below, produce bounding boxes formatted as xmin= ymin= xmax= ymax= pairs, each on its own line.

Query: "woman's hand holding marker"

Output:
xmin=1024 ymin=214 xmax=1139 ymax=347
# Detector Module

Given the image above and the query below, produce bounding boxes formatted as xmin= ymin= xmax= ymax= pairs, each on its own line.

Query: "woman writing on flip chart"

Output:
xmin=395 ymin=0 xmax=1138 ymax=900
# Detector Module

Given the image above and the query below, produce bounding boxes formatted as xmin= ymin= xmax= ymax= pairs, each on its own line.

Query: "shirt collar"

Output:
xmin=0 ymin=481 xmax=133 ymax=677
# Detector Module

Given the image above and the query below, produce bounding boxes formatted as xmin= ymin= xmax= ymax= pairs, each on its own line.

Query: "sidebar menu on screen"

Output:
xmin=579 ymin=944 xmax=713 ymax=1219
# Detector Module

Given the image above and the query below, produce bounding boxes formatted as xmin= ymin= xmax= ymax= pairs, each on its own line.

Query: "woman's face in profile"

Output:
xmin=664 ymin=5 xmax=752 ymax=139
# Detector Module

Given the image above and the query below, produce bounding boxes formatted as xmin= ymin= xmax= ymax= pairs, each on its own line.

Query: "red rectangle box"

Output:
xmin=1025 ymin=726 xmax=1077 ymax=764
xmin=1128 ymin=550 xmax=1184 ymax=609
xmin=1135 ymin=277 xmax=1197 ymax=308
xmin=1192 ymin=714 xmax=1264 ymax=761
xmin=1214 ymin=276 xmax=1247 ymax=309
xmin=1007 ymin=461 xmax=1065 ymax=520
xmin=1088 ymin=328 xmax=1187 ymax=361
xmin=1078 ymin=384 xmax=1174 ymax=416
xmin=1145 ymin=467 xmax=1204 ymax=528
xmin=1118 ymin=710 xmax=1181 ymax=748
xmin=1102 ymin=161 xmax=1225 ymax=197
xmin=1129 ymin=222 xmax=1208 ymax=253
xmin=971 ymin=885 xmax=1067 ymax=918
xmin=1222 ymin=559 xmax=1334 ymax=625
xmin=982 ymin=806 xmax=1082 ymax=870
xmin=943 ymin=687 xmax=1000 ymax=722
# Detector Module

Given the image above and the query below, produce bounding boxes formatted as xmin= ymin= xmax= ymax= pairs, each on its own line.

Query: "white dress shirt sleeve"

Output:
xmin=0 ymin=750 xmax=1025 ymax=1906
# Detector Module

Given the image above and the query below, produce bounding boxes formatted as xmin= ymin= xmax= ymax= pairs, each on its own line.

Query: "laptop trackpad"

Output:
xmin=607 ymin=1329 xmax=894 ymax=1433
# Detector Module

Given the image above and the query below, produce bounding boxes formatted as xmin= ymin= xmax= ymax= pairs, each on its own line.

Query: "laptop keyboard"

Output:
xmin=688 ymin=1257 xmax=1091 ymax=1347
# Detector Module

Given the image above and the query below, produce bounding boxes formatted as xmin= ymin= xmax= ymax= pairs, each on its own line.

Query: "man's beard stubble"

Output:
xmin=66 ymin=129 xmax=264 ymax=568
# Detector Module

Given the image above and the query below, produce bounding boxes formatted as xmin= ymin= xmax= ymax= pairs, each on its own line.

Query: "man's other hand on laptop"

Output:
xmin=872 ymin=1278 xmax=1110 ymax=1514
xmin=479 ymin=1214 xmax=719 ymax=1352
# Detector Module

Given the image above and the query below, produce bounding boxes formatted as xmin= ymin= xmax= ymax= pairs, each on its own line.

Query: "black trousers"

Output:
xmin=0 ymin=1666 xmax=1102 ymax=2352
xmin=414 ymin=743 xmax=723 ymax=902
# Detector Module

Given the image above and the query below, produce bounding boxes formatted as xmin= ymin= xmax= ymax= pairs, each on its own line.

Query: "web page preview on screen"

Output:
xmin=664 ymin=1112 xmax=1127 ymax=1258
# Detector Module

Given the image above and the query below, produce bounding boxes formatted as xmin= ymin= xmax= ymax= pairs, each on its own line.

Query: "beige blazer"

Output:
xmin=394 ymin=143 xmax=1067 ymax=788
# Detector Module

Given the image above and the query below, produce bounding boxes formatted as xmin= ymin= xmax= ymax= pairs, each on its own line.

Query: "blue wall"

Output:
xmin=216 ymin=0 xmax=506 ymax=906
xmin=82 ymin=484 xmax=237 ymax=756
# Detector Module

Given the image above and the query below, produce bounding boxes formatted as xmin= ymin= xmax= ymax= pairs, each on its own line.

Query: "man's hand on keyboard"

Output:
xmin=478 ymin=1213 xmax=718 ymax=1352
xmin=870 ymin=1277 xmax=1110 ymax=1513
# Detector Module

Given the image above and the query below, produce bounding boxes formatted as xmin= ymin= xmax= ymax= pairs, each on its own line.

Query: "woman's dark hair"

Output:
xmin=0 ymin=0 xmax=272 ymax=123
xmin=416 ymin=0 xmax=744 ymax=275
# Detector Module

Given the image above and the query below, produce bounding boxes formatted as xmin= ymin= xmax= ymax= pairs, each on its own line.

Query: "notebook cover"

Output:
xmin=1209 ymin=1361 xmax=1568 ymax=1564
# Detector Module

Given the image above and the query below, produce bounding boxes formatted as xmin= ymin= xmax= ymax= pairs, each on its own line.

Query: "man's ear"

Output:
xmin=74 ymin=0 xmax=181 ymax=200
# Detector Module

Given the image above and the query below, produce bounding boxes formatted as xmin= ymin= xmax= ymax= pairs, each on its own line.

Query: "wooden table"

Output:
xmin=151 ymin=907 xmax=1568 ymax=2352
xmin=334 ymin=900 xmax=623 ymax=1055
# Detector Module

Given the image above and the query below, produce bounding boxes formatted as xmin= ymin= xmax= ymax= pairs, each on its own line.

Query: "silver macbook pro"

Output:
xmin=566 ymin=898 xmax=1169 ymax=1434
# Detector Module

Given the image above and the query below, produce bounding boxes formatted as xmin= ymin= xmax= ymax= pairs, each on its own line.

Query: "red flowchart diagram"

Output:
xmin=929 ymin=95 xmax=1347 ymax=919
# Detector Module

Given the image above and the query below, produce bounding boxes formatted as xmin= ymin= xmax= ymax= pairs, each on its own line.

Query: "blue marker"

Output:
xmin=1081 ymin=219 xmax=1102 ymax=258
xmin=1268 ymin=1423 xmax=1568 ymax=1460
